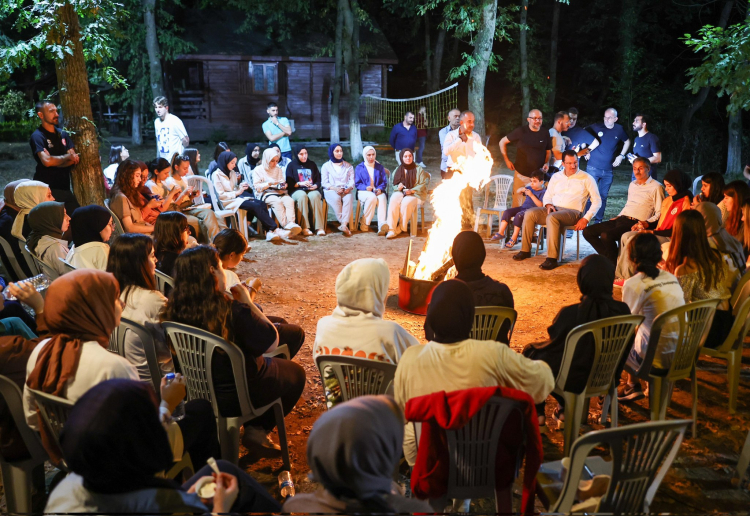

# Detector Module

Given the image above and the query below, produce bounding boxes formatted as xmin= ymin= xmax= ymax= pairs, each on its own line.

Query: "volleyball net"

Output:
xmin=363 ymin=83 xmax=458 ymax=129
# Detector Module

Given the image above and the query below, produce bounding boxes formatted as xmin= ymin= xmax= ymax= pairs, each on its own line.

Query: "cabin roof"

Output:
xmin=174 ymin=10 xmax=398 ymax=64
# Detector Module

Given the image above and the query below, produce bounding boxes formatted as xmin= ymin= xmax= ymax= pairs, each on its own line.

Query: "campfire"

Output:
xmin=398 ymin=141 xmax=494 ymax=314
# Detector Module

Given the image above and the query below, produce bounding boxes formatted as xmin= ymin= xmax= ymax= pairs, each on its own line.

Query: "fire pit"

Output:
xmin=398 ymin=273 xmax=440 ymax=315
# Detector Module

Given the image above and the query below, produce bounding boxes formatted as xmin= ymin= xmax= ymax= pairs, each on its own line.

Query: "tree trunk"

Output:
xmin=519 ymin=0 xmax=530 ymax=120
xmin=468 ymin=0 xmax=497 ymax=139
xmin=330 ymin=0 xmax=344 ymax=143
xmin=726 ymin=110 xmax=742 ymax=174
xmin=424 ymin=16 xmax=433 ymax=88
xmin=143 ymin=0 xmax=165 ymax=100
xmin=430 ymin=27 xmax=447 ymax=92
xmin=547 ymin=0 xmax=561 ymax=111
xmin=680 ymin=0 xmax=735 ymax=139
xmin=131 ymin=86 xmax=143 ymax=146
xmin=342 ymin=0 xmax=363 ymax=161
xmin=50 ymin=3 xmax=104 ymax=206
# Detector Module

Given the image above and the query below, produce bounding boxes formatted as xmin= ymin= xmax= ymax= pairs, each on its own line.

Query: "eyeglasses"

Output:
xmin=528 ymin=117 xmax=543 ymax=121
xmin=604 ymin=116 xmax=616 ymax=120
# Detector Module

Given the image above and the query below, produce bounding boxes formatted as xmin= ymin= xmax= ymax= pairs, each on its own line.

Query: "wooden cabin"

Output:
xmin=167 ymin=10 xmax=398 ymax=141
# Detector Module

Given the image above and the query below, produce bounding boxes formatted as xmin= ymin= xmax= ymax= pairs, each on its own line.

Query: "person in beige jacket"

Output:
xmin=252 ymin=148 xmax=301 ymax=236
xmin=385 ymin=148 xmax=429 ymax=239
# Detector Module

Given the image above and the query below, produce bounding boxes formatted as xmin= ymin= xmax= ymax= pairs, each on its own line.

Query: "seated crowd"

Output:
xmin=0 ymin=135 xmax=747 ymax=513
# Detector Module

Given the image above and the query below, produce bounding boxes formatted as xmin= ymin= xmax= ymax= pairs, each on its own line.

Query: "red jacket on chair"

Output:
xmin=405 ymin=386 xmax=543 ymax=515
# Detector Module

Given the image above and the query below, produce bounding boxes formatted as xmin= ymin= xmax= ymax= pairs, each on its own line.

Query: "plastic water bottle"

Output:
xmin=3 ymin=274 xmax=51 ymax=300
xmin=278 ymin=471 xmax=295 ymax=498
xmin=164 ymin=373 xmax=185 ymax=421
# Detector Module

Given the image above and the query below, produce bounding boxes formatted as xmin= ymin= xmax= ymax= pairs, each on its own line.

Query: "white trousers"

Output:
xmin=357 ymin=190 xmax=387 ymax=228
xmin=387 ymin=192 xmax=419 ymax=232
xmin=264 ymin=194 xmax=296 ymax=227
xmin=324 ymin=190 xmax=353 ymax=227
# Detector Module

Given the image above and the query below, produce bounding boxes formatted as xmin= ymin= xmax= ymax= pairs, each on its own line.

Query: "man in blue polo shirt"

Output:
xmin=583 ymin=107 xmax=630 ymax=223
xmin=631 ymin=113 xmax=661 ymax=180
xmin=262 ymin=102 xmax=294 ymax=160
xmin=389 ymin=112 xmax=417 ymax=165
xmin=562 ymin=107 xmax=596 ymax=170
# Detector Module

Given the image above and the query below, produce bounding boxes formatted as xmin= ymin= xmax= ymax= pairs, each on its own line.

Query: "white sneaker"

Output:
xmin=377 ymin=224 xmax=389 ymax=236
xmin=302 ymin=228 xmax=313 ymax=236
xmin=418 ymin=162 xmax=427 ymax=168
xmin=285 ymin=223 xmax=302 ymax=236
xmin=275 ymin=228 xmax=291 ymax=239
xmin=338 ymin=225 xmax=352 ymax=236
xmin=386 ymin=231 xmax=397 ymax=239
xmin=266 ymin=231 xmax=280 ymax=241
xmin=317 ymin=229 xmax=326 ymax=236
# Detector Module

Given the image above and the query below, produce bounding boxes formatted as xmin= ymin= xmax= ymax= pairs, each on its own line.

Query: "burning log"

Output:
xmin=429 ymin=258 xmax=454 ymax=281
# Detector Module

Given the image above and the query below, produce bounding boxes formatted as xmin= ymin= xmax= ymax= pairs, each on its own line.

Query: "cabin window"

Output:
xmin=249 ymin=62 xmax=277 ymax=94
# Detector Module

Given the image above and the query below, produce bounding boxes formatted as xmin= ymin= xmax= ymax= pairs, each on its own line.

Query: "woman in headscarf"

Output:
xmin=522 ymin=255 xmax=632 ymax=429
xmin=23 ymin=269 xmax=219 ymax=473
xmin=321 ymin=143 xmax=355 ymax=236
xmin=615 ymin=169 xmax=693 ymax=282
xmin=385 ymin=148 xmax=429 ymax=239
xmin=0 ymin=179 xmax=33 ymax=279
xmin=211 ymin=151 xmax=282 ymax=242
xmin=10 ymin=180 xmax=53 ymax=241
xmin=696 ymin=201 xmax=745 ymax=273
xmin=27 ymin=201 xmax=70 ymax=276
xmin=206 ymin=141 xmax=230 ymax=178
xmin=314 ymin=259 xmax=419 ymax=407
xmin=237 ymin=143 xmax=260 ymax=179
xmin=286 ymin=145 xmax=325 ymax=236
xmin=394 ymin=280 xmax=553 ymax=465
xmin=452 ymin=231 xmax=514 ymax=343
xmin=45 ymin=379 xmax=280 ymax=514
xmin=283 ymin=395 xmax=431 ymax=514
xmin=270 ymin=143 xmax=291 ymax=170
xmin=252 ymin=148 xmax=301 ymax=236
xmin=354 ymin=146 xmax=389 ymax=235
xmin=66 ymin=205 xmax=113 ymax=271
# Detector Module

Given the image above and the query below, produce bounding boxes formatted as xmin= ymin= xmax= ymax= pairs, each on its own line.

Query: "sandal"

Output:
xmin=504 ymin=238 xmax=517 ymax=249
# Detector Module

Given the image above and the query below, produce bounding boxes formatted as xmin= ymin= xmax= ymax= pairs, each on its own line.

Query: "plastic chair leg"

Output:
xmin=0 ymin=462 xmax=33 ymax=514
xmin=410 ymin=210 xmax=418 ymax=237
xmin=691 ymin=366 xmax=698 ymax=438
xmin=273 ymin=401 xmax=291 ymax=471
xmin=562 ymin=392 xmax=585 ymax=457
xmin=219 ymin=416 xmax=242 ymax=466
xmin=728 ymin=348 xmax=741 ymax=415
xmin=650 ymin=377 xmax=672 ymax=422
xmin=473 ymin=208 xmax=482 ymax=233
xmin=610 ymin=384 xmax=619 ymax=428
xmin=599 ymin=393 xmax=611 ymax=425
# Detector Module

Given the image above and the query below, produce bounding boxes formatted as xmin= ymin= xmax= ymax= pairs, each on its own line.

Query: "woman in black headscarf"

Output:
xmin=452 ymin=231 xmax=514 ymax=343
xmin=425 ymin=279 xmax=476 ymax=344
xmin=523 ymin=255 xmax=632 ymax=429
xmin=286 ymin=145 xmax=325 ymax=235
xmin=66 ymin=205 xmax=113 ymax=270
xmin=45 ymin=379 xmax=280 ymax=514
xmin=283 ymin=395 xmax=432 ymax=514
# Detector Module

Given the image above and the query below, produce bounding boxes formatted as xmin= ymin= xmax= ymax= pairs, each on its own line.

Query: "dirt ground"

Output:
xmin=1 ymin=138 xmax=749 ymax=511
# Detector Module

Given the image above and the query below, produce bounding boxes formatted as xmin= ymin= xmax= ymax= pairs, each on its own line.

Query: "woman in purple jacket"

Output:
xmin=354 ymin=146 xmax=389 ymax=235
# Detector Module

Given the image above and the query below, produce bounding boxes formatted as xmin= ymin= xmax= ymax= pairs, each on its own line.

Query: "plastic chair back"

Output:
xmin=315 ymin=355 xmax=397 ymax=402
xmin=551 ymin=420 xmax=690 ymax=514
xmin=25 ymin=243 xmax=60 ymax=280
xmin=28 ymin=388 xmax=75 ymax=466
xmin=730 ymin=270 xmax=750 ymax=310
xmin=57 ymin=257 xmax=76 ymax=274
xmin=0 ymin=377 xmax=47 ymax=465
xmin=692 ymin=175 xmax=703 ymax=197
xmin=103 ymin=199 xmax=125 ymax=236
xmin=18 ymin=241 xmax=41 ymax=276
xmin=154 ymin=269 xmax=174 ymax=295
xmin=444 ymin=396 xmax=526 ymax=506
xmin=470 ymin=306 xmax=517 ymax=342
xmin=0 ymin=235 xmax=28 ymax=279
xmin=109 ymin=317 xmax=162 ymax=396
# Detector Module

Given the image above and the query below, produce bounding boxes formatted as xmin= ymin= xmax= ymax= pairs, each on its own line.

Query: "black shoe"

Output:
xmin=513 ymin=251 xmax=531 ymax=261
xmin=617 ymin=382 xmax=645 ymax=402
xmin=540 ymin=258 xmax=559 ymax=270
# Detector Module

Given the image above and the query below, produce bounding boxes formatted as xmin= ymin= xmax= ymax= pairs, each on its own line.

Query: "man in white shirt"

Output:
xmin=549 ymin=111 xmax=570 ymax=170
xmin=442 ymin=110 xmax=483 ymax=229
xmin=583 ymin=158 xmax=664 ymax=265
xmin=438 ymin=108 xmax=461 ymax=177
xmin=153 ymin=96 xmax=189 ymax=161
xmin=514 ymin=150 xmax=602 ymax=270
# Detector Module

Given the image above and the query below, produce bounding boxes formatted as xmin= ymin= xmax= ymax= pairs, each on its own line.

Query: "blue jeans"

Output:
xmin=281 ymin=151 xmax=293 ymax=161
xmin=586 ymin=166 xmax=613 ymax=224
xmin=416 ymin=136 xmax=427 ymax=162
xmin=0 ymin=317 xmax=37 ymax=339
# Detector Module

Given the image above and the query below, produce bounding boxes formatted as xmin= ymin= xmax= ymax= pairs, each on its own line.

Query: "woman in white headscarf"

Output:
xmin=354 ymin=146 xmax=389 ymax=235
xmin=11 ymin=181 xmax=53 ymax=241
xmin=252 ymin=148 xmax=301 ymax=236
xmin=314 ymin=258 xmax=419 ymax=407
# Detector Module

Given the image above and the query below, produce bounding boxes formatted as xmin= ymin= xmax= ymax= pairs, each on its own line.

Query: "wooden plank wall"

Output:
xmin=180 ymin=60 xmax=384 ymax=141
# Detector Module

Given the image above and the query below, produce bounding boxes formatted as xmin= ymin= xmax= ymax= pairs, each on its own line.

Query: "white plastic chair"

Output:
xmin=692 ymin=175 xmax=703 ymax=197
xmin=187 ymin=176 xmax=248 ymax=240
xmin=539 ymin=419 xmax=690 ymax=514
xmin=622 ymin=299 xmax=719 ymax=438
xmin=470 ymin=306 xmax=518 ymax=343
xmin=0 ymin=235 xmax=28 ymax=279
xmin=154 ymin=269 xmax=174 ymax=295
xmin=109 ymin=317 xmax=163 ymax=397
xmin=17 ymin=241 xmax=41 ymax=277
xmin=314 ymin=355 xmax=397 ymax=404
xmin=103 ymin=199 xmax=125 ymax=237
xmin=163 ymin=321 xmax=290 ymax=468
xmin=534 ymin=224 xmax=581 ymax=261
xmin=25 ymin=244 xmax=60 ymax=280
xmin=28 ymin=388 xmax=74 ymax=470
xmin=474 ymin=174 xmax=513 ymax=238
xmin=0 ymin=375 xmax=48 ymax=514
xmin=57 ymin=257 xmax=76 ymax=274
xmin=552 ymin=314 xmax=644 ymax=456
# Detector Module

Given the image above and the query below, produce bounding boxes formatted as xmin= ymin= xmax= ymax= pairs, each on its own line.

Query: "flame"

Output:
xmin=413 ymin=140 xmax=494 ymax=280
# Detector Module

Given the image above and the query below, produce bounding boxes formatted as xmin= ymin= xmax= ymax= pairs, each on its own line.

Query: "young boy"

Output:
xmin=491 ymin=168 xmax=547 ymax=248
